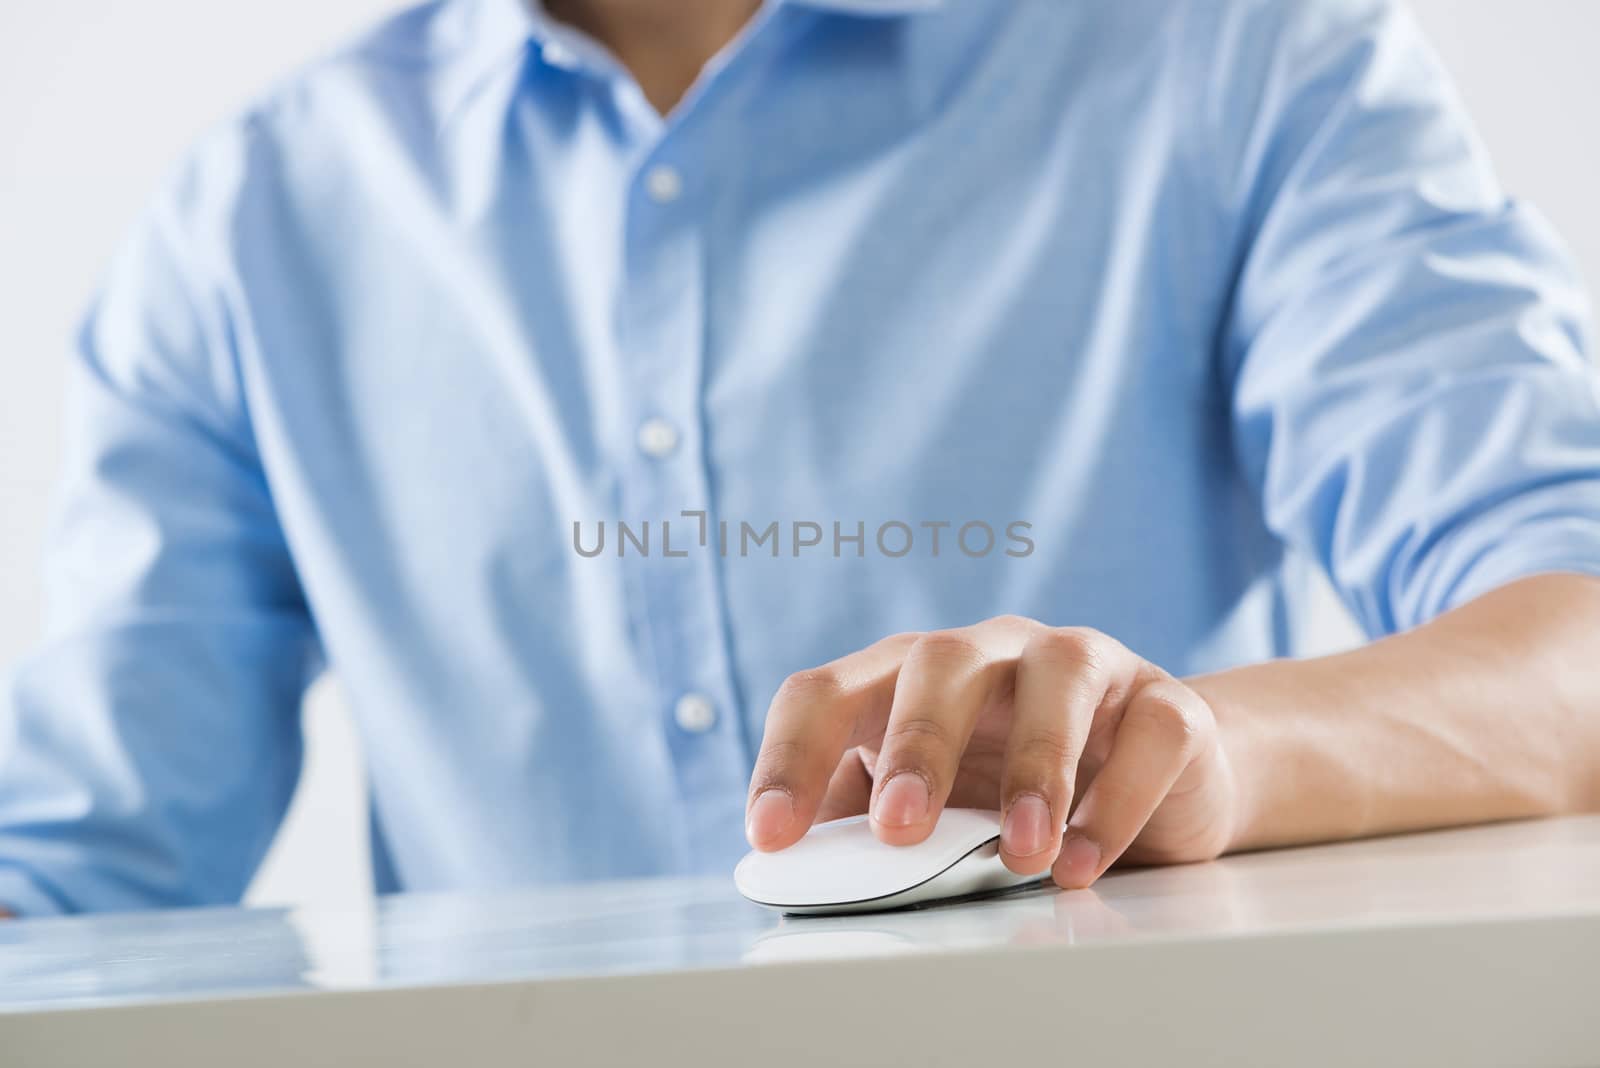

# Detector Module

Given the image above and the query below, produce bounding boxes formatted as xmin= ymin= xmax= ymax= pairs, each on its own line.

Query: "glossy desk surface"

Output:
xmin=4 ymin=816 xmax=1600 ymax=1066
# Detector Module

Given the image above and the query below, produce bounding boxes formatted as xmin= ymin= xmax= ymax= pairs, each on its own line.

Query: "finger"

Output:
xmin=747 ymin=634 xmax=917 ymax=851
xmin=870 ymin=616 xmax=1036 ymax=845
xmin=815 ymin=747 xmax=874 ymax=823
xmin=998 ymin=628 xmax=1146 ymax=874
xmin=1051 ymin=678 xmax=1210 ymax=890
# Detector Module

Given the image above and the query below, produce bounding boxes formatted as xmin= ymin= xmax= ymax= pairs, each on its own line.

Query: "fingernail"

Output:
xmin=1056 ymin=833 xmax=1102 ymax=886
xmin=746 ymin=789 xmax=795 ymax=846
xmin=874 ymin=773 xmax=931 ymax=828
xmin=1002 ymin=795 xmax=1053 ymax=859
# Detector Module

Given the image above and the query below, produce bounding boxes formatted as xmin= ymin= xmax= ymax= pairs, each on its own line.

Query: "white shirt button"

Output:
xmin=674 ymin=693 xmax=717 ymax=734
xmin=645 ymin=164 xmax=684 ymax=204
xmin=636 ymin=417 xmax=680 ymax=458
xmin=541 ymin=40 xmax=578 ymax=69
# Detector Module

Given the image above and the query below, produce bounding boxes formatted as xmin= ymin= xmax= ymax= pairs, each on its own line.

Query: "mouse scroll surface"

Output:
xmin=734 ymin=808 xmax=1043 ymax=916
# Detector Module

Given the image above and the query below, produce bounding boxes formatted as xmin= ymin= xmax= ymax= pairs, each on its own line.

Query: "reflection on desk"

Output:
xmin=5 ymin=815 xmax=1600 ymax=1008
xmin=3 ymin=816 xmax=1600 ymax=1067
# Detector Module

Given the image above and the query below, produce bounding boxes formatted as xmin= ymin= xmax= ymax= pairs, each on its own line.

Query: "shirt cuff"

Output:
xmin=0 ymin=866 xmax=72 ymax=919
xmin=1436 ymin=520 xmax=1600 ymax=617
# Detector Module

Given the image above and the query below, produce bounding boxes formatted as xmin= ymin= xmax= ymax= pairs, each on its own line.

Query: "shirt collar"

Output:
xmin=478 ymin=0 xmax=945 ymax=44
xmin=780 ymin=0 xmax=946 ymax=13
xmin=451 ymin=0 xmax=944 ymax=118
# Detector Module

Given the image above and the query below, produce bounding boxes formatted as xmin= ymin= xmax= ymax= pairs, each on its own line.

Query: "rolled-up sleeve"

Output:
xmin=1217 ymin=0 xmax=1600 ymax=637
xmin=0 ymin=126 xmax=321 ymax=916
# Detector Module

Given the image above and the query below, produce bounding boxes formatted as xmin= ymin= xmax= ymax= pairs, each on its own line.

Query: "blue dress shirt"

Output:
xmin=4 ymin=0 xmax=1600 ymax=916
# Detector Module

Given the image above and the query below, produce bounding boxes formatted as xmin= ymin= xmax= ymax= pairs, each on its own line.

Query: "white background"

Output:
xmin=1 ymin=1 xmax=1597 ymax=909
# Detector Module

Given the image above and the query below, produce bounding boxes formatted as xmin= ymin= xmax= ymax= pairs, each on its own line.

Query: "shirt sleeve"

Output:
xmin=0 ymin=127 xmax=321 ymax=916
xmin=1215 ymin=0 xmax=1600 ymax=637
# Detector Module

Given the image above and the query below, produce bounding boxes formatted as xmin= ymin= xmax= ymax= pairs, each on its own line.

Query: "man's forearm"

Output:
xmin=1191 ymin=573 xmax=1600 ymax=853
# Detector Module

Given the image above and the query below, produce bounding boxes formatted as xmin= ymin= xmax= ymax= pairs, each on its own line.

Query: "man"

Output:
xmin=2 ymin=0 xmax=1599 ymax=917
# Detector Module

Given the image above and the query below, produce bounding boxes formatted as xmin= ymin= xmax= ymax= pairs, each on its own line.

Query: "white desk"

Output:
xmin=3 ymin=816 xmax=1600 ymax=1067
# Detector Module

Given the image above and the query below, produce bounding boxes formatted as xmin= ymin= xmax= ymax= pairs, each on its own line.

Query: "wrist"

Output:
xmin=1187 ymin=671 xmax=1266 ymax=855
xmin=1187 ymin=659 xmax=1360 ymax=854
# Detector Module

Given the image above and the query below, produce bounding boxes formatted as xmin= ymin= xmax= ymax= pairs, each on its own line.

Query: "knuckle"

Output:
xmin=1132 ymin=683 xmax=1206 ymax=750
xmin=882 ymin=714 xmax=954 ymax=753
xmin=879 ymin=630 xmax=925 ymax=651
xmin=879 ymin=717 xmax=959 ymax=782
xmin=1085 ymin=777 xmax=1139 ymax=815
xmin=1025 ymin=627 xmax=1106 ymax=675
xmin=909 ymin=630 xmax=986 ymax=671
xmin=1009 ymin=730 xmax=1080 ymax=777
xmin=775 ymin=667 xmax=846 ymax=706
xmin=750 ymin=738 xmax=813 ymax=791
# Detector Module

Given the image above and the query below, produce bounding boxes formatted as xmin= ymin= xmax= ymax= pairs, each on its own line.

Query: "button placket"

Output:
xmin=613 ymin=151 xmax=750 ymax=864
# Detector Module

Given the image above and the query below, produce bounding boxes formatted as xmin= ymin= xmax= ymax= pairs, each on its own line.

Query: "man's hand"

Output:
xmin=744 ymin=615 xmax=1238 ymax=889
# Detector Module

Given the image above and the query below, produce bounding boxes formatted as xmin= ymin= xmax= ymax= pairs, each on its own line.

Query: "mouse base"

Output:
xmin=762 ymin=840 xmax=1047 ymax=916
xmin=775 ymin=876 xmax=1049 ymax=917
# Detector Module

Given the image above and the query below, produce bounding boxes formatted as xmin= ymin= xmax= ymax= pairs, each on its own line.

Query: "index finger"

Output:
xmin=746 ymin=633 xmax=918 ymax=851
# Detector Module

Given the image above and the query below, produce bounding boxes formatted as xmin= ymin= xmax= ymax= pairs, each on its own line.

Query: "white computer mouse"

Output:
xmin=734 ymin=808 xmax=1044 ymax=916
